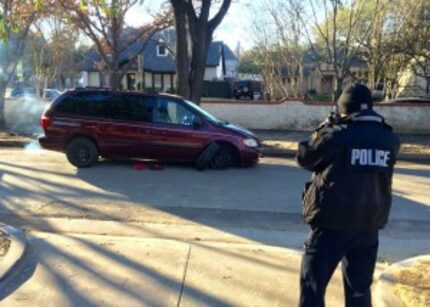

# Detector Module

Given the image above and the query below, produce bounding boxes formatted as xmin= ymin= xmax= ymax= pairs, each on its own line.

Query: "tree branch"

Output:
xmin=208 ymin=0 xmax=232 ymax=33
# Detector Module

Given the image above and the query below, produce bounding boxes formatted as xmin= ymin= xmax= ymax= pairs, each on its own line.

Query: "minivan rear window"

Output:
xmin=56 ymin=92 xmax=117 ymax=118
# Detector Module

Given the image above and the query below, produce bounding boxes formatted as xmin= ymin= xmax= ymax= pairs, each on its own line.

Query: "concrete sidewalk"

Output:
xmin=1 ymin=223 xmax=428 ymax=306
xmin=257 ymin=130 xmax=430 ymax=161
xmin=0 ymin=225 xmax=27 ymax=281
xmin=0 ymin=232 xmax=352 ymax=306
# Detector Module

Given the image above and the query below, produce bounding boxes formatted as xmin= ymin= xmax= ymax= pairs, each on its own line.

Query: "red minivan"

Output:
xmin=39 ymin=88 xmax=261 ymax=169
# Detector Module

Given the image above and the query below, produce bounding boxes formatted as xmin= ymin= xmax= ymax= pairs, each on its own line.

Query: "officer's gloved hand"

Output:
xmin=316 ymin=115 xmax=334 ymax=131
xmin=318 ymin=116 xmax=332 ymax=128
xmin=318 ymin=113 xmax=348 ymax=129
xmin=312 ymin=113 xmax=342 ymax=142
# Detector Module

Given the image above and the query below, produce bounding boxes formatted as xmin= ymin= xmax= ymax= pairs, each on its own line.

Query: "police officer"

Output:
xmin=296 ymin=83 xmax=400 ymax=307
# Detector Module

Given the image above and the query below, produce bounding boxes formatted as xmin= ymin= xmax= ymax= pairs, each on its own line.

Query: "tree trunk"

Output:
xmin=426 ymin=77 xmax=430 ymax=95
xmin=43 ymin=77 xmax=49 ymax=99
xmin=189 ymin=31 xmax=211 ymax=103
xmin=386 ymin=80 xmax=396 ymax=100
xmin=0 ymin=81 xmax=8 ymax=131
xmin=367 ymin=60 xmax=375 ymax=90
xmin=35 ymin=77 xmax=43 ymax=97
xmin=172 ymin=0 xmax=191 ymax=98
xmin=171 ymin=0 xmax=231 ymax=103
xmin=105 ymin=71 xmax=122 ymax=89
xmin=333 ymin=77 xmax=343 ymax=103
xmin=112 ymin=73 xmax=122 ymax=90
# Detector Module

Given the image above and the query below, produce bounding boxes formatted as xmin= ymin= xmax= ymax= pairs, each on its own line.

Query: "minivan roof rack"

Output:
xmin=70 ymin=87 xmax=183 ymax=98
xmin=73 ymin=86 xmax=113 ymax=90
xmin=146 ymin=90 xmax=159 ymax=95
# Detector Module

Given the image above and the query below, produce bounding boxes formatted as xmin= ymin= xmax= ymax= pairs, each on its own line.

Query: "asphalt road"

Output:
xmin=1 ymin=148 xmax=429 ymax=260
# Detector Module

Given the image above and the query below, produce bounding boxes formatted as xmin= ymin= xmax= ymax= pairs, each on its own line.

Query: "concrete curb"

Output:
xmin=261 ymin=147 xmax=296 ymax=158
xmin=0 ymin=139 xmax=429 ymax=162
xmin=0 ymin=225 xmax=28 ymax=281
xmin=374 ymin=255 xmax=430 ymax=307
xmin=397 ymin=152 xmax=430 ymax=162
xmin=0 ymin=140 xmax=29 ymax=148
xmin=261 ymin=147 xmax=430 ymax=162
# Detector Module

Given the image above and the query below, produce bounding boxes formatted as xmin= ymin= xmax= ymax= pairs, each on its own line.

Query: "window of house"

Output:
xmin=157 ymin=44 xmax=168 ymax=57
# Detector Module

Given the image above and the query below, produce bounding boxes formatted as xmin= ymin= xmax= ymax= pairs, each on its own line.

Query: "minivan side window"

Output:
xmin=152 ymin=98 xmax=196 ymax=126
xmin=56 ymin=92 xmax=114 ymax=118
xmin=121 ymin=94 xmax=156 ymax=122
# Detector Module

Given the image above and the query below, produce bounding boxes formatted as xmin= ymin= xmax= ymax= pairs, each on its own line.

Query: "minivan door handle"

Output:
xmin=84 ymin=124 xmax=98 ymax=129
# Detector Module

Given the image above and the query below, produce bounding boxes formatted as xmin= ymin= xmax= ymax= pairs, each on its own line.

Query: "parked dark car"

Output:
xmin=44 ymin=89 xmax=62 ymax=100
xmin=39 ymin=88 xmax=261 ymax=169
xmin=233 ymin=80 xmax=262 ymax=100
xmin=9 ymin=87 xmax=61 ymax=100
xmin=10 ymin=87 xmax=36 ymax=98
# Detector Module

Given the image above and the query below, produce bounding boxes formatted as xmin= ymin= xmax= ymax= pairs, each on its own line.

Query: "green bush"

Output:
xmin=306 ymin=93 xmax=332 ymax=102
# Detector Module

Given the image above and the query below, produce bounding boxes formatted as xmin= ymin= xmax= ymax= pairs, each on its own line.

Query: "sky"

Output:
xmin=126 ymin=0 xmax=256 ymax=52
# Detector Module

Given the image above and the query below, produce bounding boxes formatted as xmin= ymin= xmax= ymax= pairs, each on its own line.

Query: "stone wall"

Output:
xmin=201 ymin=100 xmax=430 ymax=134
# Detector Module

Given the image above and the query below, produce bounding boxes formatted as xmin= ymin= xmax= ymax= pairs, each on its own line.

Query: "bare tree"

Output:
xmin=361 ymin=0 xmax=408 ymax=98
xmin=171 ymin=0 xmax=232 ymax=104
xmin=0 ymin=0 xmax=38 ymax=130
xmin=293 ymin=0 xmax=382 ymax=101
xmin=58 ymin=44 xmax=90 ymax=89
xmin=363 ymin=0 xmax=429 ymax=98
xmin=247 ymin=0 xmax=428 ymax=101
xmin=28 ymin=18 xmax=80 ymax=97
xmin=248 ymin=0 xmax=306 ymax=100
xmin=403 ymin=0 xmax=430 ymax=95
xmin=59 ymin=0 xmax=172 ymax=89
xmin=248 ymin=10 xmax=281 ymax=99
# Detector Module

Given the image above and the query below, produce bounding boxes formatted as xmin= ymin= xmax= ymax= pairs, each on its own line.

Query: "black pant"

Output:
xmin=299 ymin=228 xmax=379 ymax=307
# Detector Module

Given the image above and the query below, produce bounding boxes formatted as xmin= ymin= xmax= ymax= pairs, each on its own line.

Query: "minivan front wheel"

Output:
xmin=65 ymin=137 xmax=99 ymax=168
xmin=211 ymin=146 xmax=234 ymax=170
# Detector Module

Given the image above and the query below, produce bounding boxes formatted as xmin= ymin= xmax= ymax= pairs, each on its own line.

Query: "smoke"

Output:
xmin=24 ymin=140 xmax=43 ymax=152
xmin=5 ymin=95 xmax=47 ymax=137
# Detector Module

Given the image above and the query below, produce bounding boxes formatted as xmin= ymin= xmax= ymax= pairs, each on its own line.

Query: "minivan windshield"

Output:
xmin=183 ymin=99 xmax=225 ymax=125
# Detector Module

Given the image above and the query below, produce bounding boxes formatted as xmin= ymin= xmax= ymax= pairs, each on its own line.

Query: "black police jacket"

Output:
xmin=296 ymin=110 xmax=400 ymax=231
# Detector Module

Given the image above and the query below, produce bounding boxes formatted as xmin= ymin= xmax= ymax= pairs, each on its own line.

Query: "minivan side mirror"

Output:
xmin=193 ymin=116 xmax=204 ymax=129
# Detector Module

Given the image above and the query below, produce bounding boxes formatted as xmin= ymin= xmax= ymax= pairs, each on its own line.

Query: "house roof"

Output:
xmin=82 ymin=30 xmax=238 ymax=73
xmin=303 ymin=48 xmax=367 ymax=67
xmin=142 ymin=39 xmax=176 ymax=73
xmin=301 ymin=48 xmax=368 ymax=77
xmin=206 ymin=41 xmax=223 ymax=67
xmin=82 ymin=49 xmax=101 ymax=72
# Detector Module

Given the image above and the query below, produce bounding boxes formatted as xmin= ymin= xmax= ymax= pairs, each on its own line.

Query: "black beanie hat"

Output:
xmin=337 ymin=83 xmax=373 ymax=114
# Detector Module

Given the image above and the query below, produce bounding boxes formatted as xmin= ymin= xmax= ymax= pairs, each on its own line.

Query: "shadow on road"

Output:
xmin=0 ymin=158 xmax=307 ymax=302
xmin=0 ymin=157 xmax=429 ymax=302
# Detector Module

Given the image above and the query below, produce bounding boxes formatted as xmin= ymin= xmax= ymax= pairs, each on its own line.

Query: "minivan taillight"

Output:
xmin=40 ymin=115 xmax=53 ymax=129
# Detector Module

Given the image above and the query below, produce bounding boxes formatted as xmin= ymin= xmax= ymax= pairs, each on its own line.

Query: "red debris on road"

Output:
xmin=132 ymin=163 xmax=148 ymax=171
